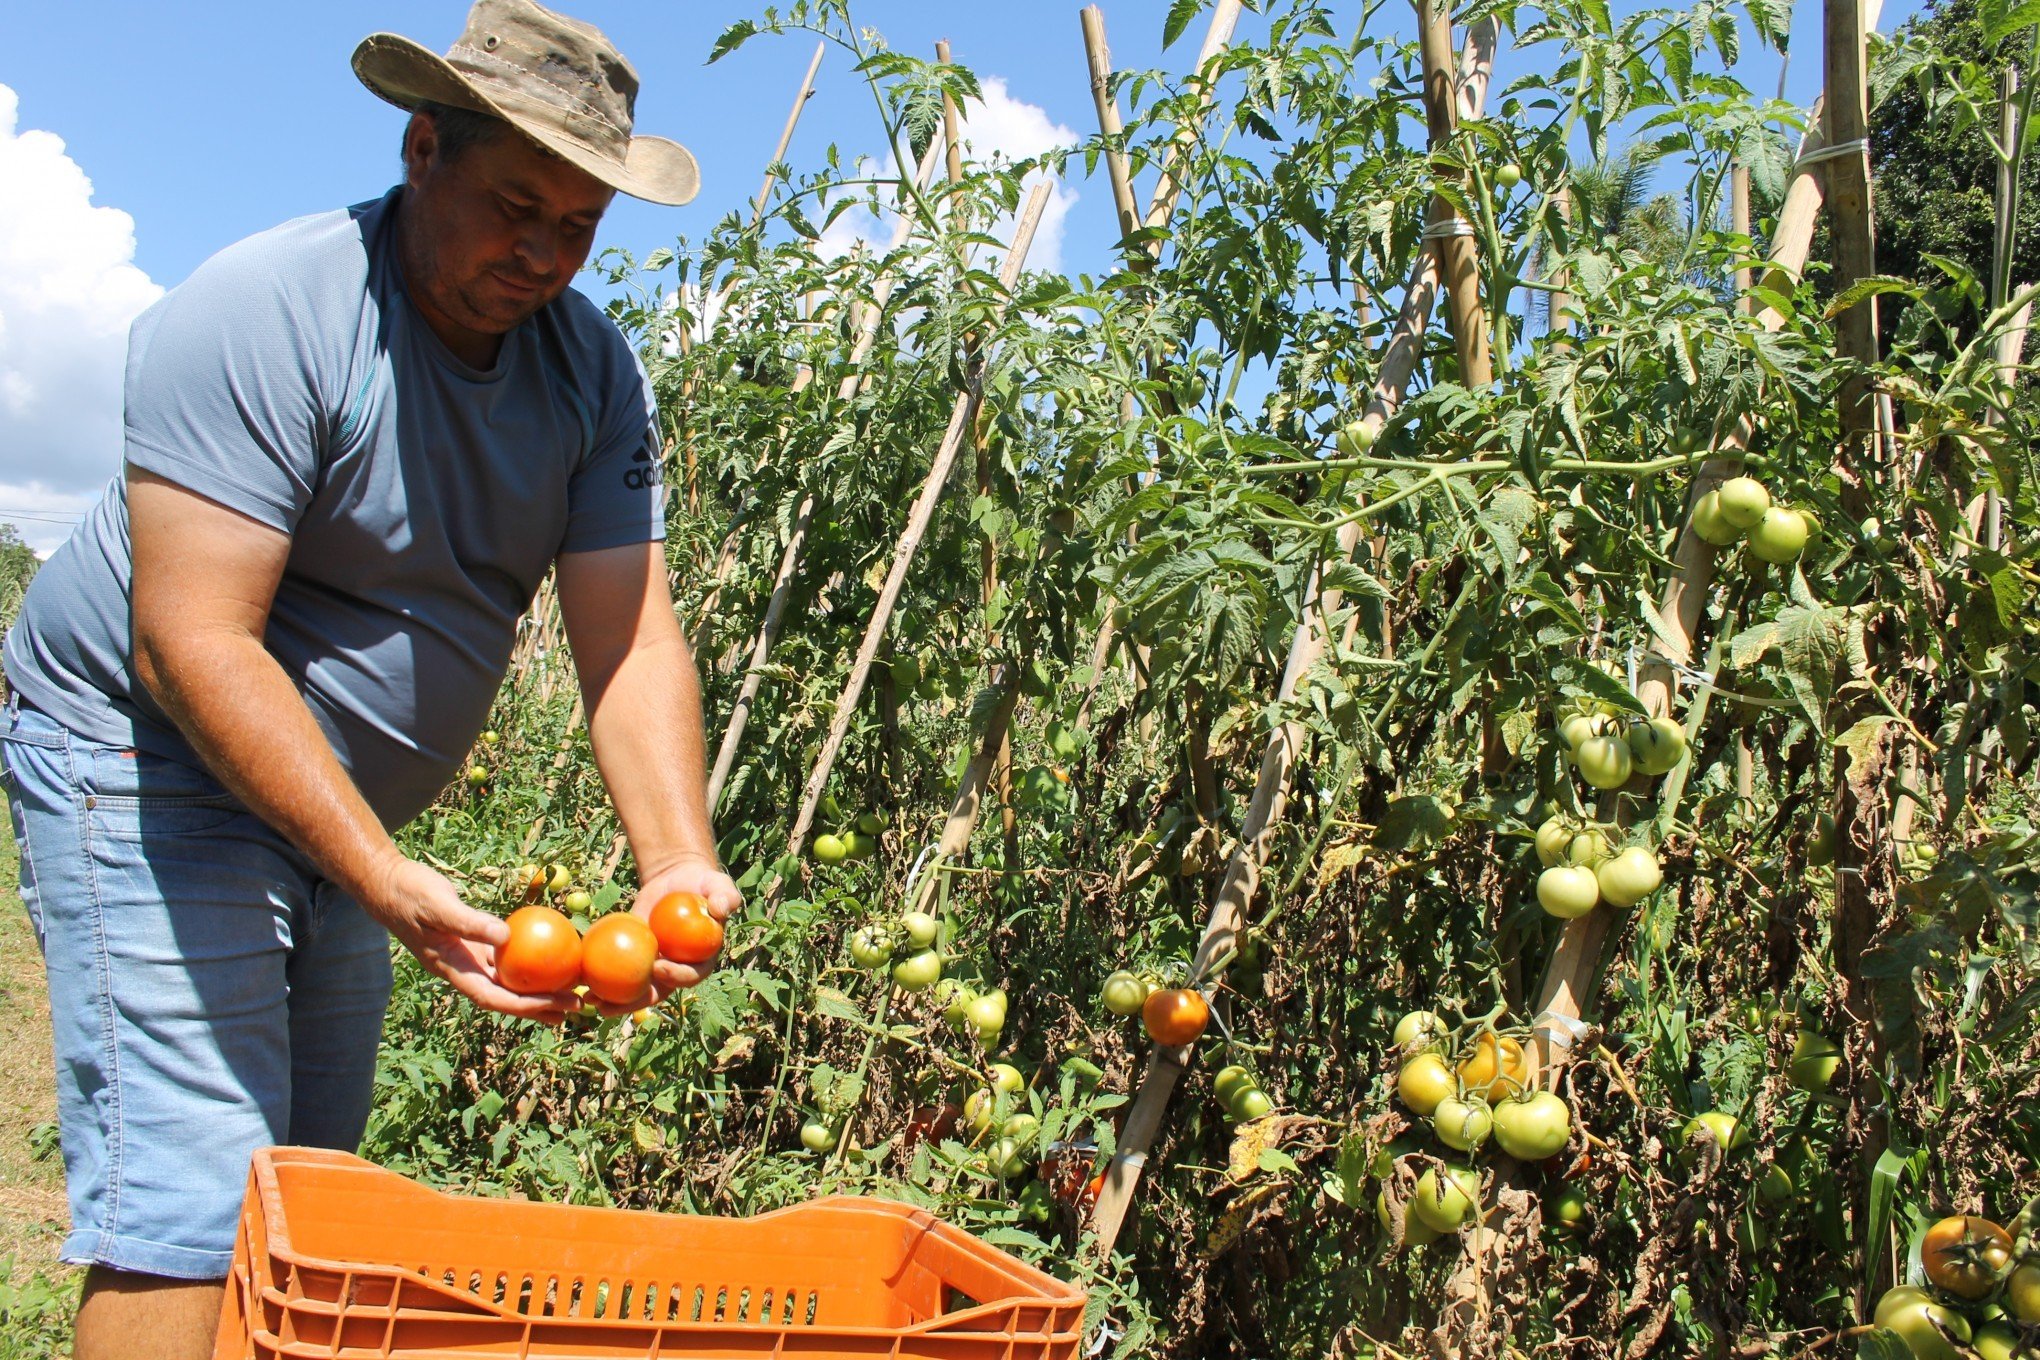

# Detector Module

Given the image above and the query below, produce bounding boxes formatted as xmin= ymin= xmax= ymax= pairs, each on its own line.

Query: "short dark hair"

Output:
xmin=406 ymin=100 xmax=510 ymax=163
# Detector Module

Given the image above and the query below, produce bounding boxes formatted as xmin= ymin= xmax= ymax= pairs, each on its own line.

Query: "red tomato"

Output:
xmin=581 ymin=913 xmax=660 ymax=1005
xmin=498 ymin=905 xmax=582 ymax=994
xmin=648 ymin=891 xmax=724 ymax=964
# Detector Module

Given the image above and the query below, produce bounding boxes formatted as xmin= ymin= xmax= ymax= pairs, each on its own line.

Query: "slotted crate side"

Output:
xmin=219 ymin=1149 xmax=1085 ymax=1360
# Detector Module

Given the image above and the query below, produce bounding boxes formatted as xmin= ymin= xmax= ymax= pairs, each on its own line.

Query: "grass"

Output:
xmin=0 ymin=818 xmax=79 ymax=1357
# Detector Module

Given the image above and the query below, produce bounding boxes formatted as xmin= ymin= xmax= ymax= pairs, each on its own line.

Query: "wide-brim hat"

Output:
xmin=352 ymin=0 xmax=699 ymax=206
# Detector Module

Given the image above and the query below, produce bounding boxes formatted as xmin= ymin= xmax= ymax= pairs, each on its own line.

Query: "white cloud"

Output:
xmin=0 ymin=84 xmax=161 ymax=553
xmin=816 ymin=77 xmax=1078 ymax=277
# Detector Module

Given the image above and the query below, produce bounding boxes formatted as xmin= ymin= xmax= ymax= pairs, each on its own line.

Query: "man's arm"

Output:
xmin=128 ymin=467 xmax=575 ymax=1021
xmin=555 ymin=539 xmax=740 ymax=1000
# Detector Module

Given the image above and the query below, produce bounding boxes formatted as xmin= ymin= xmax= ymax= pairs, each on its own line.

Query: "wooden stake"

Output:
xmin=1080 ymin=6 xmax=1141 ymax=242
xmin=1732 ymin=163 xmax=1754 ymax=307
xmin=706 ymin=494 xmax=816 ymax=809
xmin=774 ymin=185 xmax=1054 ymax=873
xmin=1417 ymin=0 xmax=1493 ymax=387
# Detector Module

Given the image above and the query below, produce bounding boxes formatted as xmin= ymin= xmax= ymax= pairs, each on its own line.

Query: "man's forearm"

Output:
xmin=582 ymin=622 xmax=719 ymax=875
xmin=137 ymin=626 xmax=401 ymax=907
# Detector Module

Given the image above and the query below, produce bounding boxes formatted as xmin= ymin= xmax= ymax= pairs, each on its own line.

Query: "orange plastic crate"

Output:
xmin=214 ymin=1147 xmax=1086 ymax=1359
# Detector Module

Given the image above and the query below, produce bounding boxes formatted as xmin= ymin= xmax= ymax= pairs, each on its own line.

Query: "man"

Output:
xmin=0 ymin=4 xmax=736 ymax=1356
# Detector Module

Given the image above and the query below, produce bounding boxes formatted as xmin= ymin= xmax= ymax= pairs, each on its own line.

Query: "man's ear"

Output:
xmin=401 ymin=112 xmax=439 ymax=187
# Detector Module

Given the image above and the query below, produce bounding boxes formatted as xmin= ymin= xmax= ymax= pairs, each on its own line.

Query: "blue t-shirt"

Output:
xmin=3 ymin=187 xmax=665 ymax=828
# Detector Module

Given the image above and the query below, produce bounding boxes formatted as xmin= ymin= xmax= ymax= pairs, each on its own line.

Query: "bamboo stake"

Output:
xmin=1417 ymin=0 xmax=1493 ymax=387
xmin=706 ymin=494 xmax=816 ymax=809
xmin=1080 ymin=6 xmax=1141 ymax=242
xmin=1732 ymin=164 xmax=1754 ymax=308
xmin=1145 ymin=1 xmax=1247 ymax=245
xmin=1088 ymin=15 xmax=1501 ymax=1260
xmin=772 ymin=185 xmax=1053 ymax=875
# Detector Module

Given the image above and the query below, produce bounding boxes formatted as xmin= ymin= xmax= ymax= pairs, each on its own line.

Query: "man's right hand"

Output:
xmin=366 ymin=853 xmax=580 ymax=1023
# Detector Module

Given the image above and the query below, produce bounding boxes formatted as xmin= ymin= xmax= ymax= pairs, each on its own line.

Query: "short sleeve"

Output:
xmin=561 ymin=338 xmax=667 ymax=555
xmin=121 ymin=246 xmax=332 ymax=533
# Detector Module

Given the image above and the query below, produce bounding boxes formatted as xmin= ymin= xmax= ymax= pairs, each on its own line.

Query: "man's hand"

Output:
xmin=367 ymin=854 xmax=580 ymax=1023
xmin=571 ymin=855 xmax=742 ymax=1018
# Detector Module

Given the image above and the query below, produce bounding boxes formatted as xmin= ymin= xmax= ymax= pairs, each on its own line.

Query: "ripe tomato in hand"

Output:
xmin=1143 ymin=987 xmax=1209 ymax=1046
xmin=648 ymin=891 xmax=724 ymax=964
xmin=581 ymin=912 xmax=660 ymax=1004
xmin=498 ymin=905 xmax=582 ymax=994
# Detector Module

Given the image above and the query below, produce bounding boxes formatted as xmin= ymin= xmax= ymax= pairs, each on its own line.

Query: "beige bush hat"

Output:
xmin=352 ymin=0 xmax=699 ymax=205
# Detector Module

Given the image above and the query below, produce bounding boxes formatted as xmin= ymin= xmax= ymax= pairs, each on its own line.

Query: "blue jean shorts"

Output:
xmin=1 ymin=696 xmax=393 ymax=1280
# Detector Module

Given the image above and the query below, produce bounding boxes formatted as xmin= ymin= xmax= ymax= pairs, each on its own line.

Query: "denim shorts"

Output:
xmin=1 ymin=696 xmax=393 ymax=1280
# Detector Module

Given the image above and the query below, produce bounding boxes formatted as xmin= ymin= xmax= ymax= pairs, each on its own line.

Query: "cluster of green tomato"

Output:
xmin=464 ymin=728 xmax=503 ymax=788
xmin=1211 ymin=1063 xmax=1276 ymax=1124
xmin=1381 ymin=1011 xmax=1577 ymax=1246
xmin=1689 ymin=474 xmax=1814 ymax=566
xmin=847 ymin=909 xmax=1011 ymax=1047
xmin=959 ymin=1062 xmax=1040 ymax=1179
xmin=1553 ymin=693 xmax=1689 ymax=792
xmin=1532 ymin=817 xmax=1663 ymax=919
xmin=813 ymin=804 xmax=887 ymax=865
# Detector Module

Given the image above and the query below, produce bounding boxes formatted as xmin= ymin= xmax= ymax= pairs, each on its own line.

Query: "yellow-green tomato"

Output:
xmin=1546 ymin=1184 xmax=1588 ymax=1235
xmin=848 ymin=926 xmax=894 ymax=969
xmin=1336 ymin=419 xmax=1377 ymax=457
xmin=1566 ymin=828 xmax=1614 ymax=867
xmin=1757 ymin=1163 xmax=1795 ymax=1205
xmin=1872 ymin=1286 xmax=1972 ymax=1360
xmin=2007 ymin=1262 xmax=2040 ymax=1323
xmin=1397 ymin=1053 xmax=1457 ymax=1117
xmin=1001 ymin=1112 xmax=1040 ymax=1143
xmin=562 ymin=889 xmax=592 ymax=913
xmin=1575 ymin=734 xmax=1635 ymax=790
xmin=1595 ymin=846 xmax=1663 ymax=908
xmin=1378 ymin=1189 xmax=1442 ymax=1246
xmin=1491 ymin=1091 xmax=1572 ymax=1161
xmin=1787 ymin=1030 xmax=1841 ymax=1092
xmin=1534 ymin=816 xmax=1575 ymax=867
xmin=1214 ymin=1064 xmax=1256 ymax=1109
xmin=1972 ymin=1322 xmax=2020 ymax=1360
xmin=936 ymin=978 xmax=977 ymax=1028
xmin=1231 ymin=1087 xmax=1275 ymax=1122
xmin=1432 ymin=1096 xmax=1492 ymax=1152
xmin=1393 ymin=1010 xmax=1448 ymax=1050
xmin=963 ymin=1089 xmax=999 ymax=1138
xmin=1558 ymin=713 xmax=1603 ymax=751
xmin=800 ymin=1121 xmax=836 ymax=1153
xmin=1495 ymin=162 xmax=1523 ymax=188
xmin=899 ymin=911 xmax=940 ymax=948
xmin=1680 ymin=1111 xmax=1747 ymax=1162
xmin=1716 ymin=476 xmax=1772 ymax=530
xmin=1538 ymin=865 xmax=1602 ymax=919
xmin=1747 ymin=507 xmax=1810 ymax=565
xmin=890 ymin=948 xmax=943 ymax=992
xmin=989 ymin=1136 xmax=1029 ymax=1177
xmin=988 ymin=1062 xmax=1025 ymax=1096
xmin=1102 ymin=969 xmax=1149 ymax=1016
xmin=814 ymin=833 xmax=849 ymax=865
xmin=1690 ymin=491 xmax=1743 ymax=546
xmin=1627 ymin=718 xmax=1688 ymax=776
xmin=1412 ymin=1165 xmax=1482 ymax=1233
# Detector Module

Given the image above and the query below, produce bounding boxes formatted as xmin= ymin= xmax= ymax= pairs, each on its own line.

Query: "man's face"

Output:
xmin=399 ymin=114 xmax=615 ymax=341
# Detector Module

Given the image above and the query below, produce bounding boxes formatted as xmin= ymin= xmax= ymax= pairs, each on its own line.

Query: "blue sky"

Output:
xmin=0 ymin=0 xmax=1918 ymax=551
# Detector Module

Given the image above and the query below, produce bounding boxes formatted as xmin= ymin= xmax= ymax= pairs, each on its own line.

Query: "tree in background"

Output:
xmin=1873 ymin=0 xmax=2040 ymax=354
xmin=0 ymin=524 xmax=39 ymax=634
